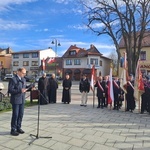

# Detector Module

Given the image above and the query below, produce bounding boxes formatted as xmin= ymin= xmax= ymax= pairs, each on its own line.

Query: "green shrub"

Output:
xmin=0 ymin=97 xmax=12 ymax=111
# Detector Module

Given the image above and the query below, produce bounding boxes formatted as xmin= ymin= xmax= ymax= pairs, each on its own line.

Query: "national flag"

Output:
xmin=107 ymin=67 xmax=114 ymax=104
xmin=134 ymin=60 xmax=145 ymax=100
xmin=47 ymin=57 xmax=55 ymax=64
xmin=42 ymin=58 xmax=45 ymax=71
xmin=90 ymin=64 xmax=95 ymax=92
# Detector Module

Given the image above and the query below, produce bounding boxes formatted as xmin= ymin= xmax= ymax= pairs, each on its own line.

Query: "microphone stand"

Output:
xmin=29 ymin=88 xmax=52 ymax=145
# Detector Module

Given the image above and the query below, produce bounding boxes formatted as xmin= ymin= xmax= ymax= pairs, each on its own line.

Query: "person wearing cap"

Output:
xmin=38 ymin=72 xmax=49 ymax=105
xmin=79 ymin=74 xmax=90 ymax=107
xmin=125 ymin=74 xmax=135 ymax=112
xmin=62 ymin=74 xmax=72 ymax=104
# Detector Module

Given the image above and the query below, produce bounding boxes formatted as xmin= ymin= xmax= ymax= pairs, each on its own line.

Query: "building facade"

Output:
xmin=12 ymin=48 xmax=56 ymax=75
xmin=119 ymin=33 xmax=150 ymax=77
xmin=0 ymin=47 xmax=13 ymax=79
xmin=62 ymin=44 xmax=111 ymax=80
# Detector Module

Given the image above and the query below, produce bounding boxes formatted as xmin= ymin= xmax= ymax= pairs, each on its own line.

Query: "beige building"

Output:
xmin=0 ymin=47 xmax=13 ymax=79
xmin=119 ymin=33 xmax=150 ymax=77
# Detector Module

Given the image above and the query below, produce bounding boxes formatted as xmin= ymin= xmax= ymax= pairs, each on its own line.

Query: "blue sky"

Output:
xmin=0 ymin=0 xmax=115 ymax=57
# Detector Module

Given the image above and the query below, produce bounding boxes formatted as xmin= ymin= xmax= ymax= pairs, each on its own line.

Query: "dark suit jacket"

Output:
xmin=8 ymin=75 xmax=27 ymax=104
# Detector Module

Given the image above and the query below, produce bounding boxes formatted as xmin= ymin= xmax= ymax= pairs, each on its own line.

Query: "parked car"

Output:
xmin=24 ymin=76 xmax=35 ymax=82
xmin=3 ymin=74 xmax=14 ymax=81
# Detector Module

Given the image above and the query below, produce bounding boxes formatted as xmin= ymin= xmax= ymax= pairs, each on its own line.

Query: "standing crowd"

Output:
xmin=8 ymin=69 xmax=150 ymax=136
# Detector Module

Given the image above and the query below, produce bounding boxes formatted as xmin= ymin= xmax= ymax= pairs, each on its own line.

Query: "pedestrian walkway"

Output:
xmin=0 ymin=84 xmax=150 ymax=150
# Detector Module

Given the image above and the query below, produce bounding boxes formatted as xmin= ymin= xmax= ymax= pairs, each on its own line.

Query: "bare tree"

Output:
xmin=80 ymin=0 xmax=150 ymax=75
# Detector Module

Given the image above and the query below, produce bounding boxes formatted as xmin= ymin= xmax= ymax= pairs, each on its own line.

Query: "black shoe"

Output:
xmin=141 ymin=111 xmax=144 ymax=114
xmin=80 ymin=104 xmax=83 ymax=106
xmin=17 ymin=129 xmax=25 ymax=134
xmin=84 ymin=105 xmax=87 ymax=107
xmin=10 ymin=130 xmax=19 ymax=136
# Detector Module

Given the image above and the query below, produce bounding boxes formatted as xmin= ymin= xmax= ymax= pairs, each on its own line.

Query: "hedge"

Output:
xmin=0 ymin=96 xmax=12 ymax=111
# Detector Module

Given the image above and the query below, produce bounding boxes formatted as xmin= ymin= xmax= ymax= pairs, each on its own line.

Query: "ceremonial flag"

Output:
xmin=42 ymin=58 xmax=45 ymax=71
xmin=108 ymin=67 xmax=114 ymax=104
xmin=47 ymin=57 xmax=55 ymax=64
xmin=134 ymin=60 xmax=145 ymax=101
xmin=120 ymin=52 xmax=127 ymax=93
xmin=90 ymin=64 xmax=95 ymax=92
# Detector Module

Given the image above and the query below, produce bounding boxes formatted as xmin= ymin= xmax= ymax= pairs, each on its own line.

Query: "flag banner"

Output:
xmin=42 ymin=58 xmax=45 ymax=71
xmin=108 ymin=67 xmax=114 ymax=104
xmin=120 ymin=52 xmax=127 ymax=93
xmin=134 ymin=60 xmax=145 ymax=101
xmin=120 ymin=68 xmax=127 ymax=93
xmin=47 ymin=57 xmax=55 ymax=64
xmin=90 ymin=64 xmax=95 ymax=92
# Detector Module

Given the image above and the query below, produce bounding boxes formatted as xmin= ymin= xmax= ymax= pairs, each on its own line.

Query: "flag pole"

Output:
xmin=138 ymin=95 xmax=141 ymax=113
xmin=93 ymin=87 xmax=95 ymax=108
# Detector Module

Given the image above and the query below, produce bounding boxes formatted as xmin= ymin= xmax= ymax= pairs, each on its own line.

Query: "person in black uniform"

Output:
xmin=62 ymin=74 xmax=72 ymax=104
xmin=126 ymin=74 xmax=135 ymax=112
xmin=95 ymin=76 xmax=106 ymax=108
xmin=104 ymin=75 xmax=109 ymax=107
xmin=38 ymin=72 xmax=49 ymax=105
xmin=113 ymin=77 xmax=120 ymax=110
xmin=47 ymin=73 xmax=58 ymax=103
xmin=79 ymin=74 xmax=90 ymax=107
xmin=144 ymin=76 xmax=150 ymax=114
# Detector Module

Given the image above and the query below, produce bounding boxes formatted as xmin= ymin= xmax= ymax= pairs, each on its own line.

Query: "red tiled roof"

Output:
xmin=62 ymin=44 xmax=103 ymax=58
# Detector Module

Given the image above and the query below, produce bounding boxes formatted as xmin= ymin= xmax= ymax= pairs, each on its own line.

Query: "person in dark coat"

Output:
xmin=79 ymin=74 xmax=90 ymax=107
xmin=48 ymin=73 xmax=58 ymax=103
xmin=113 ymin=77 xmax=120 ymax=110
xmin=104 ymin=75 xmax=109 ymax=107
xmin=8 ymin=67 xmax=33 ymax=136
xmin=126 ymin=74 xmax=135 ymax=112
xmin=62 ymin=74 xmax=72 ymax=104
xmin=95 ymin=76 xmax=106 ymax=108
xmin=38 ymin=72 xmax=49 ymax=105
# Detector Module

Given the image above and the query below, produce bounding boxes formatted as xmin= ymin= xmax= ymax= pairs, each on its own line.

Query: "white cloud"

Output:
xmin=0 ymin=0 xmax=37 ymax=12
xmin=0 ymin=0 xmax=37 ymax=6
xmin=0 ymin=19 xmax=32 ymax=30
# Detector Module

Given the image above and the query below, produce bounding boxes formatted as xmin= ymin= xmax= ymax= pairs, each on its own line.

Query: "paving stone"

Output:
xmin=50 ymin=142 xmax=72 ymax=150
xmin=91 ymin=143 xmax=119 ymax=150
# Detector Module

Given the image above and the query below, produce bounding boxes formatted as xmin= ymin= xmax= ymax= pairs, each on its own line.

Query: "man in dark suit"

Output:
xmin=8 ymin=67 xmax=32 ymax=136
xmin=95 ymin=76 xmax=106 ymax=108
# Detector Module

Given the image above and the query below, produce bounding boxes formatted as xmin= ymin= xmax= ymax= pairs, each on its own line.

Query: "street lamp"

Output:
xmin=51 ymin=39 xmax=61 ymax=75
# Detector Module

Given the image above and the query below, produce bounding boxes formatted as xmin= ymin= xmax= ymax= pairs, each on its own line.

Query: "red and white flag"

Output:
xmin=42 ymin=58 xmax=45 ymax=71
xmin=134 ymin=60 xmax=145 ymax=100
xmin=108 ymin=67 xmax=114 ymax=104
xmin=90 ymin=64 xmax=95 ymax=92
xmin=47 ymin=57 xmax=55 ymax=64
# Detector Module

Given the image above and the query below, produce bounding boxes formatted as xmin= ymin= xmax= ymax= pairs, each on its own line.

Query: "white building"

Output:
xmin=12 ymin=48 xmax=56 ymax=75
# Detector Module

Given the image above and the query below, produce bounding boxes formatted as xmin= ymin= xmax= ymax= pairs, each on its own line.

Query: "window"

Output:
xmin=23 ymin=53 xmax=29 ymax=58
xmin=13 ymin=54 xmax=19 ymax=59
xmin=66 ymin=59 xmax=72 ymax=65
xmin=74 ymin=59 xmax=81 ymax=65
xmin=32 ymin=52 xmax=38 ymax=58
xmin=13 ymin=61 xmax=19 ymax=66
xmin=90 ymin=58 xmax=98 ymax=65
xmin=23 ymin=61 xmax=29 ymax=66
xmin=69 ymin=50 xmax=76 ymax=55
xmin=100 ymin=60 xmax=102 ymax=66
xmin=140 ymin=51 xmax=146 ymax=60
xmin=32 ymin=61 xmax=38 ymax=66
